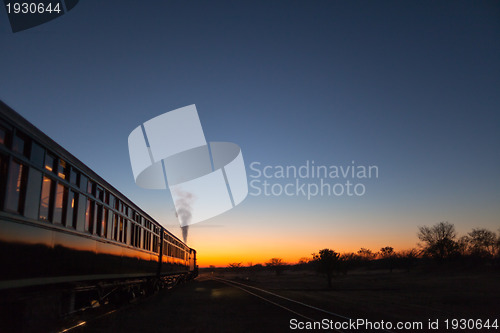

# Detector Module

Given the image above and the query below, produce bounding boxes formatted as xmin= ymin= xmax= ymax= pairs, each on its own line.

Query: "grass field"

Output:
xmin=206 ymin=267 xmax=500 ymax=330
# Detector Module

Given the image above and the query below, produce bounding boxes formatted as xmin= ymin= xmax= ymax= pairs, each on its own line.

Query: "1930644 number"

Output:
xmin=444 ymin=319 xmax=498 ymax=330
xmin=6 ymin=2 xmax=61 ymax=14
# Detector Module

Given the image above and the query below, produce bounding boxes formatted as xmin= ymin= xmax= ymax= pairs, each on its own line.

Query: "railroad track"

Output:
xmin=207 ymin=276 xmax=394 ymax=333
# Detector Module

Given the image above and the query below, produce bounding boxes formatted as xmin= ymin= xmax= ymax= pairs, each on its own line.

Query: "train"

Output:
xmin=0 ymin=100 xmax=197 ymax=330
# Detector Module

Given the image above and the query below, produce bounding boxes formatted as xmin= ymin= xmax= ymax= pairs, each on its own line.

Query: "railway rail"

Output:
xmin=207 ymin=276 xmax=394 ymax=333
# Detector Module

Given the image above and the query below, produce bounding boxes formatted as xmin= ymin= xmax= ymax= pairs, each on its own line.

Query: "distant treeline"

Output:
xmin=222 ymin=222 xmax=500 ymax=276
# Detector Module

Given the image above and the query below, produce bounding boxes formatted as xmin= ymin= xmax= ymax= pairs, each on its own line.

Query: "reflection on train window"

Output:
xmin=95 ymin=186 xmax=103 ymax=202
xmin=39 ymin=176 xmax=54 ymax=221
xmin=4 ymin=160 xmax=27 ymax=213
xmin=0 ymin=154 xmax=8 ymax=208
xmin=79 ymin=174 xmax=87 ymax=192
xmin=101 ymin=207 xmax=108 ymax=237
xmin=58 ymin=159 xmax=67 ymax=180
xmin=66 ymin=190 xmax=78 ymax=228
xmin=53 ymin=183 xmax=68 ymax=224
xmin=119 ymin=216 xmax=124 ymax=243
xmin=69 ymin=167 xmax=79 ymax=185
xmin=95 ymin=204 xmax=103 ymax=235
xmin=123 ymin=219 xmax=128 ymax=244
xmin=12 ymin=132 xmax=29 ymax=157
xmin=30 ymin=141 xmax=44 ymax=167
xmin=131 ymin=222 xmax=141 ymax=247
xmin=85 ymin=198 xmax=95 ymax=233
xmin=87 ymin=180 xmax=94 ymax=195
xmin=45 ymin=153 xmax=55 ymax=173
xmin=0 ymin=126 xmax=10 ymax=146
xmin=113 ymin=213 xmax=119 ymax=240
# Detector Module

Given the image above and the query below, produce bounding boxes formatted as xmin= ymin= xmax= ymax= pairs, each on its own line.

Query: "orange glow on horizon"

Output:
xmin=187 ymin=224 xmax=418 ymax=268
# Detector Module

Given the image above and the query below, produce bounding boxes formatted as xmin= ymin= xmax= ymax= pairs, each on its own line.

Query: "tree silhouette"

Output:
xmin=266 ymin=258 xmax=286 ymax=275
xmin=312 ymin=249 xmax=340 ymax=289
xmin=227 ymin=262 xmax=243 ymax=270
xmin=379 ymin=246 xmax=395 ymax=272
xmin=357 ymin=248 xmax=376 ymax=261
xmin=467 ymin=228 xmax=497 ymax=258
xmin=418 ymin=221 xmax=458 ymax=261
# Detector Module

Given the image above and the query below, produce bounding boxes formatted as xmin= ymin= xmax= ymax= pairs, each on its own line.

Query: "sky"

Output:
xmin=1 ymin=1 xmax=499 ymax=267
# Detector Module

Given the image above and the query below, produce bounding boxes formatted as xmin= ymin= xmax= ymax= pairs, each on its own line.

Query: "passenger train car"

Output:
xmin=0 ymin=100 xmax=197 ymax=330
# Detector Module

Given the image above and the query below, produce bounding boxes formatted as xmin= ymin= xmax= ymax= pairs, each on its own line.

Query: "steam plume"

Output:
xmin=174 ymin=188 xmax=194 ymax=243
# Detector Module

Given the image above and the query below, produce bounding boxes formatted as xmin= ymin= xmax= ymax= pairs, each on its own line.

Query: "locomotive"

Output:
xmin=0 ymin=100 xmax=197 ymax=330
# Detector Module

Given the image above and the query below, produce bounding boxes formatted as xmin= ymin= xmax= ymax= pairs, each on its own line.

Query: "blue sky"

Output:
xmin=1 ymin=1 xmax=499 ymax=264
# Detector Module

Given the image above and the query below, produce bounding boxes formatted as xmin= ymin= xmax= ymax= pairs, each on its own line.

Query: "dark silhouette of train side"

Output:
xmin=0 ymin=101 xmax=197 ymax=330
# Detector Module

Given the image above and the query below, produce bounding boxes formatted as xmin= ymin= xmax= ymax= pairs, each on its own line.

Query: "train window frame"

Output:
xmin=0 ymin=124 xmax=12 ymax=148
xmin=39 ymin=175 xmax=55 ymax=222
xmin=79 ymin=174 xmax=88 ymax=192
xmin=95 ymin=203 xmax=103 ymax=236
xmin=30 ymin=141 xmax=44 ymax=168
xmin=44 ymin=152 xmax=56 ymax=174
xmin=4 ymin=159 xmax=28 ymax=214
xmin=65 ymin=189 xmax=78 ymax=229
xmin=53 ymin=182 xmax=68 ymax=224
xmin=100 ymin=206 xmax=108 ymax=238
xmin=85 ymin=198 xmax=95 ymax=234
xmin=69 ymin=167 xmax=79 ymax=186
xmin=57 ymin=159 xmax=68 ymax=180
xmin=12 ymin=130 xmax=30 ymax=158
xmin=95 ymin=185 xmax=104 ymax=202
xmin=87 ymin=180 xmax=95 ymax=196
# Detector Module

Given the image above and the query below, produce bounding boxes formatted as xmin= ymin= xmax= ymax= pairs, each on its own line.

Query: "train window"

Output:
xmin=101 ymin=207 xmax=108 ymax=237
xmin=12 ymin=131 xmax=29 ymax=157
xmin=66 ymin=190 xmax=78 ymax=228
xmin=44 ymin=153 xmax=56 ymax=173
xmin=136 ymin=224 xmax=142 ymax=247
xmin=123 ymin=219 xmax=128 ymax=244
xmin=4 ymin=160 xmax=27 ymax=213
xmin=0 ymin=126 xmax=11 ymax=147
xmin=118 ymin=216 xmax=124 ymax=242
xmin=130 ymin=222 xmax=135 ymax=246
xmin=53 ymin=183 xmax=68 ymax=224
xmin=108 ymin=193 xmax=115 ymax=207
xmin=30 ymin=141 xmax=44 ymax=168
xmin=39 ymin=176 xmax=54 ymax=221
xmin=132 ymin=223 xmax=137 ymax=247
xmin=85 ymin=199 xmax=95 ymax=233
xmin=58 ymin=160 xmax=68 ymax=180
xmin=87 ymin=180 xmax=94 ymax=196
xmin=23 ymin=167 xmax=42 ymax=220
xmin=95 ymin=204 xmax=103 ymax=235
xmin=79 ymin=174 xmax=88 ymax=192
xmin=113 ymin=213 xmax=119 ymax=240
xmin=69 ymin=167 xmax=79 ymax=185
xmin=144 ymin=230 xmax=150 ymax=251
xmin=95 ymin=186 xmax=103 ymax=202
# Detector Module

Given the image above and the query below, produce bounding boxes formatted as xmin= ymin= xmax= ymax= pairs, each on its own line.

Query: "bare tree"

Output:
xmin=379 ymin=246 xmax=395 ymax=258
xmin=379 ymin=246 xmax=395 ymax=273
xmin=418 ymin=221 xmax=458 ymax=261
xmin=398 ymin=248 xmax=419 ymax=272
xmin=266 ymin=258 xmax=286 ymax=275
xmin=312 ymin=249 xmax=340 ymax=289
xmin=457 ymin=235 xmax=471 ymax=256
xmin=357 ymin=248 xmax=376 ymax=261
xmin=467 ymin=228 xmax=497 ymax=258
